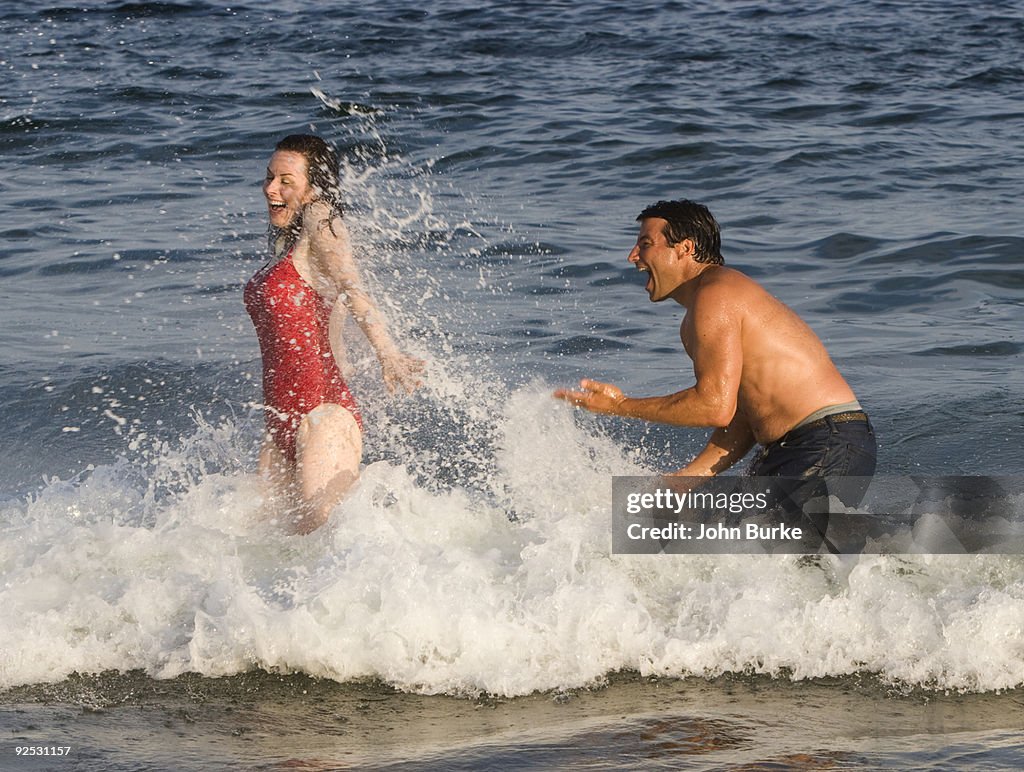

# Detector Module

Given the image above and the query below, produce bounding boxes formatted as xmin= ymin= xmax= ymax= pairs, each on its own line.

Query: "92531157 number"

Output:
xmin=16 ymin=746 xmax=72 ymax=756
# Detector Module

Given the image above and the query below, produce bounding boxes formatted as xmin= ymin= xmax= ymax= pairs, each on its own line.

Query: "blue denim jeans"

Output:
xmin=747 ymin=413 xmax=877 ymax=552
xmin=748 ymin=413 xmax=877 ymax=483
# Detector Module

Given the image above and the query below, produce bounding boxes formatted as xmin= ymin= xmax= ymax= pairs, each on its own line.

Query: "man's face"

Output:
xmin=628 ymin=217 xmax=685 ymax=302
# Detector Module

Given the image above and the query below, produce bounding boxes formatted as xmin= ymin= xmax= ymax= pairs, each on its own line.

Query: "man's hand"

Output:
xmin=553 ymin=379 xmax=626 ymax=416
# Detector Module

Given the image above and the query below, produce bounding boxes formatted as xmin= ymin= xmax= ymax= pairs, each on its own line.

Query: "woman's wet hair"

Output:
xmin=269 ymin=134 xmax=345 ymax=250
xmin=637 ymin=199 xmax=724 ymax=265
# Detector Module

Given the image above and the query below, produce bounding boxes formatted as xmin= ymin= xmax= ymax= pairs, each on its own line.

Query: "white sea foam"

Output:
xmin=2 ymin=386 xmax=1023 ymax=697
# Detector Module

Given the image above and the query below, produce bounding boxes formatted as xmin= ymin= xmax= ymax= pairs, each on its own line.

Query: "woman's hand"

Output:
xmin=381 ymin=351 xmax=425 ymax=394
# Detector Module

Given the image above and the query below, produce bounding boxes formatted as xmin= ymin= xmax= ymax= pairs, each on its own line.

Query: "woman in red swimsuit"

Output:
xmin=245 ymin=135 xmax=422 ymax=533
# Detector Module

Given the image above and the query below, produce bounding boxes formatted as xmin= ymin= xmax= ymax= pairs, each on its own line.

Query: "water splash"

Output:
xmin=3 ymin=386 xmax=1024 ymax=696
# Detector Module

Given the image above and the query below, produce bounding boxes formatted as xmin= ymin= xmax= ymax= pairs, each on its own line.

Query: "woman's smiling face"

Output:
xmin=263 ymin=150 xmax=313 ymax=229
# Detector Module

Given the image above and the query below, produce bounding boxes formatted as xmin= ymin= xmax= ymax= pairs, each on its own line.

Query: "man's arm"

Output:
xmin=552 ymin=378 xmax=730 ymax=426
xmin=553 ymin=286 xmax=742 ymax=428
xmin=669 ymin=410 xmax=756 ymax=477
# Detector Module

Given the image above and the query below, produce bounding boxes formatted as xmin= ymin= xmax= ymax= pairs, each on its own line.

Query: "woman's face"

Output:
xmin=263 ymin=150 xmax=313 ymax=229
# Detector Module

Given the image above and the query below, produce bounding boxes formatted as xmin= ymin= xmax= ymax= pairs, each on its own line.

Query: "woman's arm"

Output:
xmin=304 ymin=202 xmax=424 ymax=393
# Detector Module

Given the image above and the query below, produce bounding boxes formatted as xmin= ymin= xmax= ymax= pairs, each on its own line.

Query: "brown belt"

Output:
xmin=798 ymin=411 xmax=869 ymax=432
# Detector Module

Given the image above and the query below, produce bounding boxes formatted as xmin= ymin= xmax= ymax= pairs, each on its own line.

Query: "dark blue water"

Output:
xmin=3 ymin=0 xmax=1021 ymax=485
xmin=2 ymin=1 xmax=1024 ymax=769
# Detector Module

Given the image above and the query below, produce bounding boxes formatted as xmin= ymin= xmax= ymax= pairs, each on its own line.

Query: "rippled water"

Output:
xmin=2 ymin=1 xmax=1023 ymax=769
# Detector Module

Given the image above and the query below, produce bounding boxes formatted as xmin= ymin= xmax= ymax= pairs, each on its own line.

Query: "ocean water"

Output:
xmin=2 ymin=0 xmax=1024 ymax=769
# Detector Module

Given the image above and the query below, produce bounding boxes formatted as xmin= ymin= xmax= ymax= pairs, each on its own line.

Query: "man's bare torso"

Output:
xmin=681 ymin=266 xmax=857 ymax=445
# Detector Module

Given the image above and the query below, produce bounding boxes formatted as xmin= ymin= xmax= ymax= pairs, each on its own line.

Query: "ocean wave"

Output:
xmin=2 ymin=388 xmax=1023 ymax=696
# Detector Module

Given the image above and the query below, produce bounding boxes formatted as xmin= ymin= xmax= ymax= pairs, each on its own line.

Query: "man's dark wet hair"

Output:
xmin=637 ymin=199 xmax=724 ymax=265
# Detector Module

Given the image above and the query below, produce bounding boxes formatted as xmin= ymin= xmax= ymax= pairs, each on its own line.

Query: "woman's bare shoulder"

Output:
xmin=302 ymin=202 xmax=348 ymax=242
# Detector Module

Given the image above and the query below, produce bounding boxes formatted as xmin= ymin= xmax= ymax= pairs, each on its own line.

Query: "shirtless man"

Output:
xmin=554 ymin=199 xmax=876 ymax=485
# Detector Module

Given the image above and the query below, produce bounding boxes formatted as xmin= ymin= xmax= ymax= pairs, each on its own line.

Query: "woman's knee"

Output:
xmin=295 ymin=403 xmax=363 ymax=465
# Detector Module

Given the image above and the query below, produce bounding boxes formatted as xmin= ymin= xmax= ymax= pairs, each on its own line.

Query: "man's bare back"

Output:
xmin=687 ymin=265 xmax=856 ymax=444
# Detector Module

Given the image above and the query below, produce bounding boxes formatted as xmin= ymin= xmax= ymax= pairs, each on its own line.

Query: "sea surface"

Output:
xmin=2 ymin=0 xmax=1023 ymax=769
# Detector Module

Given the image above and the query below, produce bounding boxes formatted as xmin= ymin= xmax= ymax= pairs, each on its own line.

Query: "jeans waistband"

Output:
xmin=801 ymin=410 xmax=868 ymax=430
xmin=777 ymin=411 xmax=870 ymax=445
xmin=790 ymin=400 xmax=863 ymax=431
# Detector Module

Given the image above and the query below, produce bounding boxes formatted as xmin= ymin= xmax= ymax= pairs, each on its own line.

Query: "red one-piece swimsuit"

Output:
xmin=244 ymin=250 xmax=362 ymax=464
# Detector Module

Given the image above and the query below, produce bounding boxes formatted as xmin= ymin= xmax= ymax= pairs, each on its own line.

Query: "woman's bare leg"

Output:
xmin=289 ymin=404 xmax=362 ymax=534
xmin=258 ymin=435 xmax=290 ymax=482
xmin=256 ymin=436 xmax=298 ymax=524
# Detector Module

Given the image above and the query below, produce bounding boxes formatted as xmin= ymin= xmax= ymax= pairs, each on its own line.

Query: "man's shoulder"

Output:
xmin=693 ymin=267 xmax=773 ymax=319
xmin=697 ymin=266 xmax=763 ymax=298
